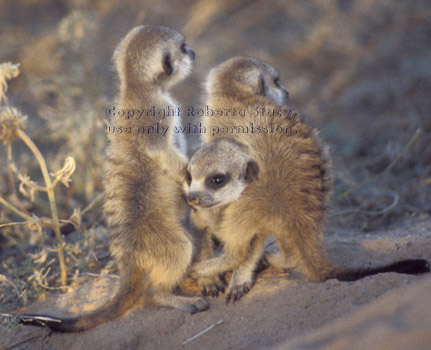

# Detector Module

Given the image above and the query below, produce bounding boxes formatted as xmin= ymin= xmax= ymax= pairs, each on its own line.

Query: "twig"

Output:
xmin=0 ymin=221 xmax=33 ymax=229
xmin=0 ymin=196 xmax=34 ymax=222
xmin=16 ymin=129 xmax=67 ymax=287
xmin=401 ymin=177 xmax=431 ymax=195
xmin=330 ymin=191 xmax=399 ymax=217
xmin=339 ymin=128 xmax=422 ymax=198
xmin=0 ymin=274 xmax=20 ymax=296
xmin=6 ymin=144 xmax=30 ymax=215
xmin=182 ymin=320 xmax=224 ymax=345
xmin=81 ymin=192 xmax=104 ymax=215
xmin=34 ymin=267 xmax=69 ymax=292
xmin=80 ymin=272 xmax=119 ymax=278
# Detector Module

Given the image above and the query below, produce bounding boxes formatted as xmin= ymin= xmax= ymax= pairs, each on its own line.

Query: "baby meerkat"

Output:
xmin=185 ymin=57 xmax=429 ymax=302
xmin=18 ymin=25 xmax=208 ymax=332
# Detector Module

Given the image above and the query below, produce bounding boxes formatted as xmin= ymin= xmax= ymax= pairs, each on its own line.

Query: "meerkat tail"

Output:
xmin=332 ymin=259 xmax=430 ymax=282
xmin=16 ymin=265 xmax=144 ymax=332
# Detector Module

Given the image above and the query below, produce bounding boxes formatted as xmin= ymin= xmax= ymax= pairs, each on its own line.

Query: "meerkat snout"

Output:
xmin=186 ymin=193 xmax=200 ymax=206
xmin=185 ymin=138 xmax=259 ymax=209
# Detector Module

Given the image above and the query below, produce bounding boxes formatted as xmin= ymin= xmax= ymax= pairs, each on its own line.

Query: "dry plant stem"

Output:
xmin=15 ymin=129 xmax=67 ymax=287
xmin=330 ymin=190 xmax=399 ymax=217
xmin=0 ymin=196 xmax=33 ymax=221
xmin=7 ymin=153 xmax=46 ymax=192
xmin=81 ymin=192 xmax=104 ymax=215
xmin=0 ymin=274 xmax=20 ymax=296
xmin=401 ymin=177 xmax=431 ymax=195
xmin=6 ymin=144 xmax=30 ymax=215
xmin=0 ymin=219 xmax=73 ymax=229
xmin=339 ymin=128 xmax=422 ymax=198
xmin=182 ymin=320 xmax=224 ymax=345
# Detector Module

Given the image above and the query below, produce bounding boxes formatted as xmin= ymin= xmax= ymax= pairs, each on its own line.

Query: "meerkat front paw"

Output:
xmin=226 ymin=282 xmax=252 ymax=304
xmin=225 ymin=269 xmax=254 ymax=304
xmin=198 ymin=275 xmax=226 ymax=297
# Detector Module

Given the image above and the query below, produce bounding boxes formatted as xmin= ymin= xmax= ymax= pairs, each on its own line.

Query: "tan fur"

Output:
xmin=185 ymin=57 xmax=334 ymax=301
xmin=186 ymin=57 xmax=428 ymax=302
xmin=187 ymin=58 xmax=333 ymax=297
xmin=41 ymin=26 xmax=207 ymax=332
xmin=102 ymin=25 xmax=209 ymax=325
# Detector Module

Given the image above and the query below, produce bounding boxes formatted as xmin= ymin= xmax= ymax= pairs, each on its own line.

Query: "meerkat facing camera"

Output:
xmin=185 ymin=57 xmax=430 ymax=302
xmin=17 ymin=26 xmax=208 ymax=332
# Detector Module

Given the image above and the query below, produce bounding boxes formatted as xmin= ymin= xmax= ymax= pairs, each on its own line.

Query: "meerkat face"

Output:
xmin=206 ymin=57 xmax=289 ymax=106
xmin=113 ymin=25 xmax=195 ymax=90
xmin=185 ymin=139 xmax=259 ymax=209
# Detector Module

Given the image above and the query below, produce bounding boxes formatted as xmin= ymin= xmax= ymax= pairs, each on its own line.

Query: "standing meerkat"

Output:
xmin=185 ymin=57 xmax=429 ymax=302
xmin=17 ymin=25 xmax=208 ymax=332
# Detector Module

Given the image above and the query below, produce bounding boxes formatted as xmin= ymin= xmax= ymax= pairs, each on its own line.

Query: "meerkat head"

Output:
xmin=185 ymin=138 xmax=259 ymax=209
xmin=205 ymin=57 xmax=289 ymax=106
xmin=113 ymin=25 xmax=195 ymax=91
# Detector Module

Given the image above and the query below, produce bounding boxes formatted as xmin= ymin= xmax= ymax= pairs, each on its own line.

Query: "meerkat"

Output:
xmin=185 ymin=57 xmax=430 ymax=302
xmin=17 ymin=25 xmax=208 ymax=332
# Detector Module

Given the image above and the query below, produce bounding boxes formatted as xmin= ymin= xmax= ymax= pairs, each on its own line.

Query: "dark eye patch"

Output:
xmin=181 ymin=43 xmax=187 ymax=54
xmin=205 ymin=173 xmax=230 ymax=190
xmin=259 ymin=75 xmax=267 ymax=96
xmin=274 ymin=77 xmax=281 ymax=87
xmin=163 ymin=54 xmax=173 ymax=75
xmin=185 ymin=170 xmax=192 ymax=186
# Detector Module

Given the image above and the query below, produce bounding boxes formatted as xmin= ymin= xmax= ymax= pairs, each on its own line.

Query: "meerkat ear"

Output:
xmin=244 ymin=160 xmax=259 ymax=183
xmin=163 ymin=54 xmax=173 ymax=75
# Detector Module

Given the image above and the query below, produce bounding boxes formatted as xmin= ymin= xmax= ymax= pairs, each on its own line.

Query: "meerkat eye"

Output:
xmin=274 ymin=77 xmax=281 ymax=87
xmin=206 ymin=174 xmax=229 ymax=189
xmin=181 ymin=43 xmax=187 ymax=54
xmin=163 ymin=54 xmax=173 ymax=75
xmin=185 ymin=171 xmax=192 ymax=186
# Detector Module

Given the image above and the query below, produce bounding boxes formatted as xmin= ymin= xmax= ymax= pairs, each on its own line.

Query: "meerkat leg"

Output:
xmin=195 ymin=232 xmax=226 ymax=297
xmin=226 ymin=234 xmax=266 ymax=303
xmin=274 ymin=224 xmax=333 ymax=281
xmin=146 ymin=225 xmax=210 ymax=313
xmin=190 ymin=252 xmax=237 ymax=279
xmin=190 ymin=221 xmax=258 ymax=283
xmin=190 ymin=231 xmax=250 ymax=279
xmin=264 ymin=243 xmax=299 ymax=271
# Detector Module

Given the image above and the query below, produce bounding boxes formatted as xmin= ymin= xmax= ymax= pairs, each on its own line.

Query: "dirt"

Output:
xmin=2 ymin=216 xmax=430 ymax=350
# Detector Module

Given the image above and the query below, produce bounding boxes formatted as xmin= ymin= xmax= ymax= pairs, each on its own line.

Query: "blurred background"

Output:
xmin=0 ymin=0 xmax=430 ymax=309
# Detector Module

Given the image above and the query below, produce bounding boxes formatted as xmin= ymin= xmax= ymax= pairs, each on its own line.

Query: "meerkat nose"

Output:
xmin=186 ymin=193 xmax=200 ymax=205
xmin=186 ymin=47 xmax=196 ymax=61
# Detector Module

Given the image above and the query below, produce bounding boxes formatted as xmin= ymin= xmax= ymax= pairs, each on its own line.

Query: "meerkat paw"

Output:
xmin=226 ymin=281 xmax=253 ymax=304
xmin=177 ymin=296 xmax=210 ymax=314
xmin=153 ymin=293 xmax=209 ymax=314
xmin=198 ymin=275 xmax=226 ymax=297
xmin=225 ymin=270 xmax=254 ymax=304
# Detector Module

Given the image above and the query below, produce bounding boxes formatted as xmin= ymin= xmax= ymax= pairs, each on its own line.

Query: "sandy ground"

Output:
xmin=1 ymin=216 xmax=430 ymax=350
